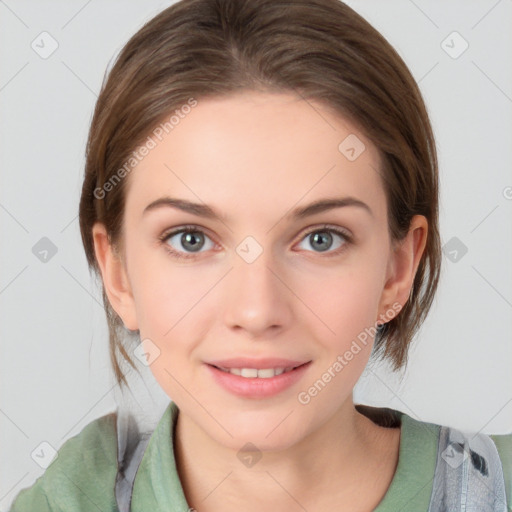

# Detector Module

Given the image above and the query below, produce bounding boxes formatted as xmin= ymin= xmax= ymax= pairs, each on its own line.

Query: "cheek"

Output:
xmin=293 ymin=261 xmax=384 ymax=347
xmin=127 ymin=240 xmax=184 ymax=325
xmin=128 ymin=243 xmax=217 ymax=351
xmin=129 ymin=255 xmax=217 ymax=397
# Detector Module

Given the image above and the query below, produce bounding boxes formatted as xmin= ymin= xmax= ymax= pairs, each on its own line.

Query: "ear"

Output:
xmin=377 ymin=215 xmax=428 ymax=323
xmin=92 ymin=222 xmax=139 ymax=331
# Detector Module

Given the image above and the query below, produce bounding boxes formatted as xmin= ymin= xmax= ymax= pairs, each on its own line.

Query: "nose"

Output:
xmin=222 ymin=247 xmax=292 ymax=338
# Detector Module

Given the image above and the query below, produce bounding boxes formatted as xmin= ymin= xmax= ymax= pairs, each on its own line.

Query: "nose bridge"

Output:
xmin=223 ymin=237 xmax=291 ymax=334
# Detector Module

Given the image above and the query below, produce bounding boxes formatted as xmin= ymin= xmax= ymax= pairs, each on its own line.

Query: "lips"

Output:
xmin=205 ymin=360 xmax=312 ymax=398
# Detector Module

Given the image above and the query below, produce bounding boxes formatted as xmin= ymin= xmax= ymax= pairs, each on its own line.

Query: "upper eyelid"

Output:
xmin=302 ymin=224 xmax=351 ymax=237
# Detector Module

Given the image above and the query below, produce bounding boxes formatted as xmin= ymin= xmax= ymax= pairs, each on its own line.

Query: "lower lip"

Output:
xmin=205 ymin=362 xmax=312 ymax=399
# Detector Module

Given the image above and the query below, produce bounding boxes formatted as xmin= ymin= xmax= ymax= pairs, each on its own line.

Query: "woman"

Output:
xmin=10 ymin=0 xmax=511 ymax=510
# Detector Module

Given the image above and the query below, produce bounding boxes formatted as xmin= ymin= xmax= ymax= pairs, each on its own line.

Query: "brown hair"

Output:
xmin=79 ymin=0 xmax=441 ymax=388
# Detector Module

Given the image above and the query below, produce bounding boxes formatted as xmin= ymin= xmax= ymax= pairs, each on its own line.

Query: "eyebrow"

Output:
xmin=142 ymin=196 xmax=373 ymax=221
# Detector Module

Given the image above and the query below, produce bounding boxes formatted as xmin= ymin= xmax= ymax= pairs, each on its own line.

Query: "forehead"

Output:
xmin=124 ymin=91 xmax=385 ymax=223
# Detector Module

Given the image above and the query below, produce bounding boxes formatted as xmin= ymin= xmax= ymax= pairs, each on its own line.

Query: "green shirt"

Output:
xmin=10 ymin=401 xmax=512 ymax=511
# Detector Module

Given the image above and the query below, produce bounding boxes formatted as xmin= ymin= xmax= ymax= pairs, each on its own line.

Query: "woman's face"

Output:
xmin=99 ymin=91 xmax=413 ymax=451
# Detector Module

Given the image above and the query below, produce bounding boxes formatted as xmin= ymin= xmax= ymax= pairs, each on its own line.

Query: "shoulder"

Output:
xmin=490 ymin=433 xmax=512 ymax=512
xmin=490 ymin=432 xmax=512 ymax=472
xmin=358 ymin=405 xmax=511 ymax=511
xmin=429 ymin=421 xmax=511 ymax=512
xmin=10 ymin=412 xmax=119 ymax=512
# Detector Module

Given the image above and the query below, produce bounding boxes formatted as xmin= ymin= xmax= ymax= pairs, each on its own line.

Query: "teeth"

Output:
xmin=241 ymin=368 xmax=259 ymax=378
xmin=217 ymin=366 xmax=293 ymax=378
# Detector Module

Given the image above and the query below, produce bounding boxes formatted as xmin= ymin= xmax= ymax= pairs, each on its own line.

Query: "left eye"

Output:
xmin=296 ymin=227 xmax=350 ymax=254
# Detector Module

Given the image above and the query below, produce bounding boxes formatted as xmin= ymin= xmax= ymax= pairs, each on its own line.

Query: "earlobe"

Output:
xmin=377 ymin=215 xmax=428 ymax=319
xmin=91 ymin=222 xmax=139 ymax=331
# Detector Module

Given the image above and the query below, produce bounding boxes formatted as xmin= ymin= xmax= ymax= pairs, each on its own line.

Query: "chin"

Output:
xmin=209 ymin=409 xmax=311 ymax=452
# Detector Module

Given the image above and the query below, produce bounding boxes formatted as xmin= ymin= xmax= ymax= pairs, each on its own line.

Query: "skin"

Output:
xmin=92 ymin=91 xmax=427 ymax=511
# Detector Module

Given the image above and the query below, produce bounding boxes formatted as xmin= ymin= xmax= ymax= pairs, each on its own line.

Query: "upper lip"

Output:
xmin=206 ymin=358 xmax=310 ymax=369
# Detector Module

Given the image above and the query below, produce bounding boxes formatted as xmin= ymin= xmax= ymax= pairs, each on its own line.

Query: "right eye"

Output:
xmin=158 ymin=225 xmax=216 ymax=259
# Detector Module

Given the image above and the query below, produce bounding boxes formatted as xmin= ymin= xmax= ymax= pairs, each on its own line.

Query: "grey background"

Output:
xmin=1 ymin=0 xmax=511 ymax=509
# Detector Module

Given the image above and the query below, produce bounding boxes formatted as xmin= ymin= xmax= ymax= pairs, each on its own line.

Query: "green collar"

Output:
xmin=374 ymin=410 xmax=439 ymax=511
xmin=131 ymin=401 xmax=439 ymax=511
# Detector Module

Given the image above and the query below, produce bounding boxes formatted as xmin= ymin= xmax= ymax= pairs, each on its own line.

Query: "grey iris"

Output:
xmin=181 ymin=232 xmax=204 ymax=252
xmin=310 ymin=231 xmax=332 ymax=252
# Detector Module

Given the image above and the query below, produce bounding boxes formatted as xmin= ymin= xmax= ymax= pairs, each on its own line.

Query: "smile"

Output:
xmin=206 ymin=361 xmax=312 ymax=399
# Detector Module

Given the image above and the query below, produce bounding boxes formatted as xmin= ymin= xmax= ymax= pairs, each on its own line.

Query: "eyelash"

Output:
xmin=157 ymin=224 xmax=353 ymax=260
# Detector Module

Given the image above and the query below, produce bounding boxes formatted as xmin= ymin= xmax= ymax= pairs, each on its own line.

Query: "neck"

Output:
xmin=173 ymin=398 xmax=399 ymax=511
